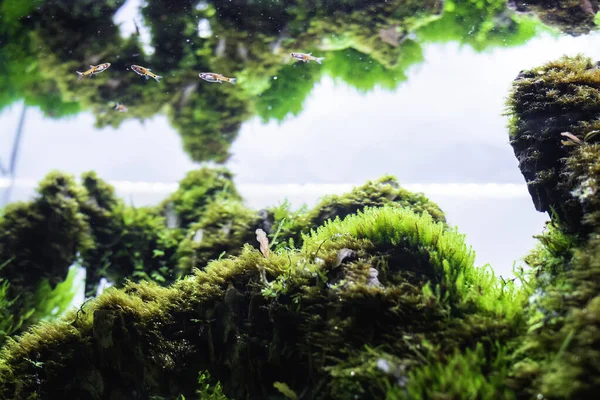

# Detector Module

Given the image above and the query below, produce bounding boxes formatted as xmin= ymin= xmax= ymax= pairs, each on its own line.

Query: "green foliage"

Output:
xmin=175 ymin=199 xmax=260 ymax=277
xmin=195 ymin=371 xmax=229 ymax=400
xmin=0 ymin=171 xmax=92 ymax=341
xmin=0 ymin=202 xmax=526 ymax=399
xmin=269 ymin=175 xmax=446 ymax=250
xmin=400 ymin=342 xmax=515 ymax=400
xmin=303 ymin=206 xmax=525 ymax=319
xmin=255 ymin=62 xmax=322 ymax=123
xmin=0 ymin=0 xmax=546 ymax=162
xmin=566 ymin=144 xmax=600 ymax=229
xmin=504 ymin=54 xmax=600 ymax=234
xmin=416 ymin=0 xmax=542 ymax=51
xmin=321 ymin=44 xmax=422 ymax=94
xmin=159 ymin=167 xmax=241 ymax=228
xmin=504 ymin=53 xmax=600 ymax=399
xmin=29 ymin=265 xmax=81 ymax=323
xmin=508 ymin=228 xmax=600 ymax=399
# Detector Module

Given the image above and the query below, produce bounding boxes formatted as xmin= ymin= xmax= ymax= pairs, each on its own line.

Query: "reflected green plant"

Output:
xmin=0 ymin=0 xmax=545 ymax=162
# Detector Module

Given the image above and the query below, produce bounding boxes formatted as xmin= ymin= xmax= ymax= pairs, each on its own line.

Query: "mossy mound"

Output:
xmin=508 ymin=0 xmax=599 ymax=36
xmin=175 ymin=199 xmax=261 ymax=278
xmin=174 ymin=174 xmax=445 ymax=279
xmin=0 ymin=168 xmax=446 ymax=349
xmin=505 ymin=54 xmax=600 ymax=234
xmin=0 ymin=172 xmax=92 ymax=343
xmin=565 ymin=144 xmax=600 ymax=229
xmin=505 ymin=54 xmax=600 ymax=399
xmin=261 ymin=175 xmax=446 ymax=250
xmin=0 ymin=206 xmax=523 ymax=399
xmin=158 ymin=168 xmax=242 ymax=230
xmin=506 ymin=221 xmax=600 ymax=400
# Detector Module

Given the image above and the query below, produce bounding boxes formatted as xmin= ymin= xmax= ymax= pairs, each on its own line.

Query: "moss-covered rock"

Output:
xmin=565 ymin=144 xmax=600 ymax=229
xmin=505 ymin=54 xmax=600 ymax=234
xmin=158 ymin=167 xmax=242 ymax=230
xmin=0 ymin=171 xmax=92 ymax=343
xmin=173 ymin=174 xmax=446 ymax=280
xmin=0 ymin=206 xmax=522 ymax=400
xmin=505 ymin=54 xmax=600 ymax=399
xmin=508 ymin=0 xmax=599 ymax=36
xmin=263 ymin=175 xmax=446 ymax=249
xmin=175 ymin=199 xmax=261 ymax=278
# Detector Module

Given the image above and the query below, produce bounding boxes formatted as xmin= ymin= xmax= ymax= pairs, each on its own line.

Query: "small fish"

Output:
xmin=76 ymin=63 xmax=111 ymax=81
xmin=114 ymin=103 xmax=128 ymax=113
xmin=290 ymin=52 xmax=324 ymax=64
xmin=131 ymin=64 xmax=163 ymax=82
xmin=198 ymin=72 xmax=236 ymax=84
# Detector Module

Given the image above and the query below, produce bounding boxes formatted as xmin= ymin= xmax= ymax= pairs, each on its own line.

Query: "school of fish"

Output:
xmin=75 ymin=52 xmax=324 ymax=112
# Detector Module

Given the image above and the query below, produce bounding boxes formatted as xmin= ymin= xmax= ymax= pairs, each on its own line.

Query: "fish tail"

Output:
xmin=154 ymin=75 xmax=163 ymax=82
xmin=315 ymin=57 xmax=324 ymax=64
xmin=228 ymin=78 xmax=236 ymax=84
xmin=76 ymin=71 xmax=83 ymax=81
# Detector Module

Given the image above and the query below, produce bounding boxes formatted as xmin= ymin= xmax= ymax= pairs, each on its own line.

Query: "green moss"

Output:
xmin=76 ymin=171 xmax=182 ymax=293
xmin=0 ymin=171 xmax=92 ymax=343
xmin=0 ymin=206 xmax=523 ymax=399
xmin=508 ymin=230 xmax=600 ymax=399
xmin=1 ymin=0 xmax=544 ymax=164
xmin=159 ymin=167 xmax=241 ymax=229
xmin=508 ymin=0 xmax=599 ymax=36
xmin=417 ymin=0 xmax=542 ymax=51
xmin=175 ymin=199 xmax=261 ymax=278
xmin=505 ymin=54 xmax=600 ymax=233
xmin=268 ymin=175 xmax=446 ymax=249
xmin=400 ymin=342 xmax=516 ymax=400
xmin=565 ymin=144 xmax=600 ymax=229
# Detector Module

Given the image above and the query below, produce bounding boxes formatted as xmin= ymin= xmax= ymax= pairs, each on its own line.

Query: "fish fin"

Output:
xmin=145 ymin=75 xmax=149 ymax=80
xmin=315 ymin=57 xmax=324 ymax=65
xmin=76 ymin=71 xmax=83 ymax=81
xmin=154 ymin=75 xmax=163 ymax=82
xmin=229 ymin=78 xmax=236 ymax=84
xmin=308 ymin=52 xmax=312 ymax=55
xmin=90 ymin=65 xmax=95 ymax=68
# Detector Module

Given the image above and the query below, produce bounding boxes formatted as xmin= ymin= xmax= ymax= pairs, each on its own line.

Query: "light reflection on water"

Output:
xmin=4 ymin=30 xmax=600 ymax=276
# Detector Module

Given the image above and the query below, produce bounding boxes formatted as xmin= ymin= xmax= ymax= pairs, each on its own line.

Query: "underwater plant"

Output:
xmin=0 ymin=206 xmax=524 ymax=399
xmin=504 ymin=54 xmax=600 ymax=399
xmin=0 ymin=171 xmax=91 ymax=345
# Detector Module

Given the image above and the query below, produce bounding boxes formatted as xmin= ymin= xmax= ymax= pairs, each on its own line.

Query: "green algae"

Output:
xmin=0 ymin=205 xmax=522 ymax=399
